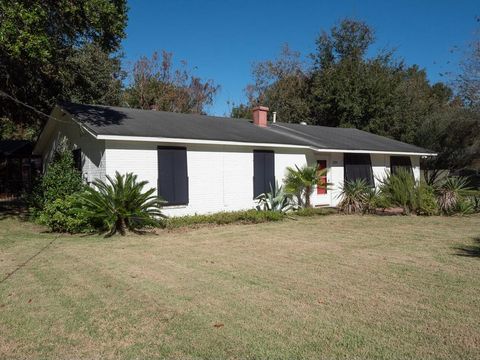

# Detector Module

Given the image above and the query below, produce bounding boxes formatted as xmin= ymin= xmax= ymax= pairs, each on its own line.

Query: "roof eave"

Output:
xmin=96 ymin=134 xmax=436 ymax=155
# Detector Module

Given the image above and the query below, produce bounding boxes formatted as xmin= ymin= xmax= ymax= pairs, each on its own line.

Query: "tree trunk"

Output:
xmin=305 ymin=186 xmax=311 ymax=208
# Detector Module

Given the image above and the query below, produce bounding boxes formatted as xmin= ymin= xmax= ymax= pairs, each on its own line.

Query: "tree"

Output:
xmin=0 ymin=0 xmax=128 ymax=139
xmin=416 ymin=107 xmax=480 ymax=182
xmin=284 ymin=165 xmax=321 ymax=208
xmin=456 ymin=19 xmax=480 ymax=109
xmin=124 ymin=51 xmax=219 ymax=114
xmin=60 ymin=44 xmax=125 ymax=106
xmin=312 ymin=18 xmax=374 ymax=69
xmin=232 ymin=44 xmax=311 ymax=123
xmin=309 ymin=19 xmax=452 ymax=143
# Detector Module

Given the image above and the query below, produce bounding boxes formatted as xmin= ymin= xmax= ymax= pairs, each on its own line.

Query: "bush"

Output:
xmin=28 ymin=149 xmax=84 ymax=214
xmin=38 ymin=194 xmax=92 ymax=233
xmin=163 ymin=209 xmax=285 ymax=229
xmin=378 ymin=169 xmax=417 ymax=214
xmin=76 ymin=172 xmax=165 ymax=236
xmin=414 ymin=184 xmax=439 ymax=216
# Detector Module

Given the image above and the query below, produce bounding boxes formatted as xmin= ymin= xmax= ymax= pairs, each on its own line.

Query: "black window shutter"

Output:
xmin=254 ymin=150 xmax=275 ymax=197
xmin=157 ymin=147 xmax=188 ymax=205
xmin=390 ymin=156 xmax=412 ymax=175
xmin=72 ymin=149 xmax=82 ymax=172
xmin=344 ymin=153 xmax=374 ymax=187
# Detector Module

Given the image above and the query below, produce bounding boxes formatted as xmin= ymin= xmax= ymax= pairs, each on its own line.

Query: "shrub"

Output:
xmin=28 ymin=149 xmax=84 ymax=214
xmin=378 ymin=169 xmax=416 ymax=214
xmin=436 ymin=176 xmax=471 ymax=214
xmin=163 ymin=209 xmax=285 ymax=229
xmin=76 ymin=172 xmax=166 ymax=236
xmin=38 ymin=194 xmax=92 ymax=233
xmin=337 ymin=179 xmax=370 ymax=214
xmin=255 ymin=182 xmax=293 ymax=213
xmin=414 ymin=184 xmax=439 ymax=216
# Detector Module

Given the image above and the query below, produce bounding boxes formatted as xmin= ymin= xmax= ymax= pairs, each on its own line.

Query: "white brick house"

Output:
xmin=33 ymin=103 xmax=434 ymax=216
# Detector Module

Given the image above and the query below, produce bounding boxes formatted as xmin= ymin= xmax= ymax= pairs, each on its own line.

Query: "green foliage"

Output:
xmin=436 ymin=176 xmax=471 ymax=215
xmin=0 ymin=0 xmax=128 ymax=137
xmin=284 ymin=165 xmax=323 ymax=208
xmin=60 ymin=43 xmax=125 ymax=106
xmin=76 ymin=172 xmax=165 ymax=236
xmin=163 ymin=210 xmax=285 ymax=229
xmin=337 ymin=179 xmax=371 ymax=214
xmin=235 ymin=18 xmax=454 ymax=147
xmin=377 ymin=169 xmax=439 ymax=215
xmin=29 ymin=149 xmax=84 ymax=213
xmin=255 ymin=182 xmax=293 ymax=213
xmin=416 ymin=108 xmax=480 ymax=177
xmin=37 ymin=194 xmax=92 ymax=233
xmin=414 ymin=184 xmax=439 ymax=216
xmin=378 ymin=169 xmax=417 ymax=214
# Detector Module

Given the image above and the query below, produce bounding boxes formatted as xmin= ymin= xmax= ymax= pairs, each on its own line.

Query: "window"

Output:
xmin=157 ymin=147 xmax=189 ymax=205
xmin=317 ymin=160 xmax=327 ymax=194
xmin=72 ymin=149 xmax=82 ymax=173
xmin=390 ymin=156 xmax=412 ymax=175
xmin=344 ymin=153 xmax=374 ymax=187
xmin=253 ymin=150 xmax=275 ymax=198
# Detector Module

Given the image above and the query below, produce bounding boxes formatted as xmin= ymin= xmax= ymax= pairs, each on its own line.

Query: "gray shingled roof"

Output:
xmin=59 ymin=102 xmax=433 ymax=154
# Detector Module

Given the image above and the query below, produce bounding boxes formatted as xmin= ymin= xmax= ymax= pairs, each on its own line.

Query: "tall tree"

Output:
xmin=232 ymin=44 xmax=310 ymax=123
xmin=0 ymin=0 xmax=128 ymax=139
xmin=124 ymin=51 xmax=219 ymax=114
xmin=310 ymin=19 xmax=453 ymax=143
xmin=456 ymin=18 xmax=480 ymax=109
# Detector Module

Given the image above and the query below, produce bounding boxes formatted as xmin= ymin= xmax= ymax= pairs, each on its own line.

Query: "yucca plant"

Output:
xmin=436 ymin=176 xmax=471 ymax=214
xmin=255 ymin=181 xmax=293 ymax=213
xmin=76 ymin=172 xmax=166 ymax=236
xmin=337 ymin=179 xmax=370 ymax=214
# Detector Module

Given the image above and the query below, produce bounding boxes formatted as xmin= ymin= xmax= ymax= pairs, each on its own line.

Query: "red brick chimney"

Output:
xmin=252 ymin=106 xmax=269 ymax=127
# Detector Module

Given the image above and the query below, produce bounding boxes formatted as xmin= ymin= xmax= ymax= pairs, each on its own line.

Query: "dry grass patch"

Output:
xmin=0 ymin=215 xmax=479 ymax=359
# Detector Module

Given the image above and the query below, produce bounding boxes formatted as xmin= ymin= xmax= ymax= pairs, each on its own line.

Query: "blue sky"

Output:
xmin=122 ymin=0 xmax=479 ymax=116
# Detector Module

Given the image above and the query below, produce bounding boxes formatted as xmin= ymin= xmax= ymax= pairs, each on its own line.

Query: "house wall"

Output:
xmin=105 ymin=141 xmax=318 ymax=216
xmin=40 ymin=112 xmax=106 ymax=183
xmin=104 ymin=140 xmax=423 ymax=216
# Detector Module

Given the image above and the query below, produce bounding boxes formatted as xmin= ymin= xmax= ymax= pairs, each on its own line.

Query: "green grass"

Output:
xmin=0 ymin=215 xmax=479 ymax=359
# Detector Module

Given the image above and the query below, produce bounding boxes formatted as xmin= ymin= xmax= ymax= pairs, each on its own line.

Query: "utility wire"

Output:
xmin=0 ymin=90 xmax=69 ymax=124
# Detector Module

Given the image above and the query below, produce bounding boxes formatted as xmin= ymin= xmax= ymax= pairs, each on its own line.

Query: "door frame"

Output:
xmin=314 ymin=156 xmax=331 ymax=207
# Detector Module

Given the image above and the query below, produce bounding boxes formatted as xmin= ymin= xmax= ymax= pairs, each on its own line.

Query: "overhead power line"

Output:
xmin=0 ymin=90 xmax=69 ymax=124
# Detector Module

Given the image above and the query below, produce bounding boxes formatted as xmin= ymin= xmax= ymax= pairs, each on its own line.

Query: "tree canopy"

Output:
xmin=232 ymin=18 xmax=479 ymax=171
xmin=0 ymin=0 xmax=128 ymax=139
xmin=124 ymin=51 xmax=219 ymax=114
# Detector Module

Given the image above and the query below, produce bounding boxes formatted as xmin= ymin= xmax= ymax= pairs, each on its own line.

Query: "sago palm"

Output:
xmin=77 ymin=172 xmax=166 ymax=236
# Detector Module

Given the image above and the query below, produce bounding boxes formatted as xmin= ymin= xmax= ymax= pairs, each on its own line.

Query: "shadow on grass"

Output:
xmin=0 ymin=200 xmax=28 ymax=220
xmin=454 ymin=237 xmax=480 ymax=258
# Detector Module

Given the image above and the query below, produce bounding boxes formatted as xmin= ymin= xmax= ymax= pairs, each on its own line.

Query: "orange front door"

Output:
xmin=317 ymin=160 xmax=327 ymax=195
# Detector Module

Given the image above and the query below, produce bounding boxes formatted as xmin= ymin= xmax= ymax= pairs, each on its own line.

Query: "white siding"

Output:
xmin=372 ymin=153 xmax=389 ymax=187
xmin=106 ymin=141 xmax=320 ymax=216
xmin=40 ymin=112 xmax=105 ymax=183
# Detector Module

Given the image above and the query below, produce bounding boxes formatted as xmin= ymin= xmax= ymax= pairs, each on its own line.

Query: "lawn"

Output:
xmin=0 ymin=215 xmax=479 ymax=359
